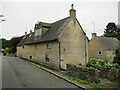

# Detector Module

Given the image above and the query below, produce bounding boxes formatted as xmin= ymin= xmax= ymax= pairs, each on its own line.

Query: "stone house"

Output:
xmin=89 ymin=33 xmax=120 ymax=62
xmin=17 ymin=4 xmax=89 ymax=70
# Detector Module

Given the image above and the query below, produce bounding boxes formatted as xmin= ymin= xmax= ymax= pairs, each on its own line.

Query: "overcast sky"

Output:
xmin=0 ymin=0 xmax=119 ymax=40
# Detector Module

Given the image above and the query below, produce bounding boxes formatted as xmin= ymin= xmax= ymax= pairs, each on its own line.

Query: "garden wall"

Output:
xmin=99 ymin=68 xmax=120 ymax=81
xmin=66 ymin=64 xmax=100 ymax=84
xmin=66 ymin=64 xmax=120 ymax=84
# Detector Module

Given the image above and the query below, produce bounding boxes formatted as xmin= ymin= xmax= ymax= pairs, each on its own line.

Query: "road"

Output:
xmin=2 ymin=55 xmax=77 ymax=88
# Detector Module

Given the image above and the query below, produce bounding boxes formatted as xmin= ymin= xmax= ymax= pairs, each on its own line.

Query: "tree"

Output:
xmin=0 ymin=38 xmax=10 ymax=49
xmin=117 ymin=24 xmax=120 ymax=40
xmin=104 ymin=22 xmax=120 ymax=40
xmin=9 ymin=36 xmax=23 ymax=54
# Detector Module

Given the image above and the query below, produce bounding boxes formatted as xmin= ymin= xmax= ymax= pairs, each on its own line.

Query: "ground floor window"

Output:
xmin=22 ymin=46 xmax=24 ymax=49
xmin=112 ymin=51 xmax=116 ymax=56
xmin=45 ymin=55 xmax=49 ymax=62
xmin=30 ymin=56 xmax=32 ymax=59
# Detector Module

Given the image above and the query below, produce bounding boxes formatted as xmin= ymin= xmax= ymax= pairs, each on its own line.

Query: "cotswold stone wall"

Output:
xmin=66 ymin=64 xmax=120 ymax=84
xmin=66 ymin=64 xmax=100 ymax=84
xmin=99 ymin=68 xmax=120 ymax=81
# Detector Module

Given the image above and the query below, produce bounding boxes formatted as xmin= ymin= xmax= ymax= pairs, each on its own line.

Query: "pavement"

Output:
xmin=2 ymin=55 xmax=77 ymax=88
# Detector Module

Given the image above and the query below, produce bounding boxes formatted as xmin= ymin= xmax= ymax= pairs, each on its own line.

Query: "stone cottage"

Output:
xmin=89 ymin=33 xmax=120 ymax=62
xmin=17 ymin=4 xmax=89 ymax=70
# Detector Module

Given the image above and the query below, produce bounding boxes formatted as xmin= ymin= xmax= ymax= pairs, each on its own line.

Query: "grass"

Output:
xmin=65 ymin=75 xmax=103 ymax=89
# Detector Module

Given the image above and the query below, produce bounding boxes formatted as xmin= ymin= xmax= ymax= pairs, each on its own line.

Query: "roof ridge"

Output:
xmin=52 ymin=17 xmax=70 ymax=24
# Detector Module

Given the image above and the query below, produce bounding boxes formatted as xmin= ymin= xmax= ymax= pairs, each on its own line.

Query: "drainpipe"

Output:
xmin=85 ymin=37 xmax=87 ymax=65
xmin=58 ymin=41 xmax=61 ymax=69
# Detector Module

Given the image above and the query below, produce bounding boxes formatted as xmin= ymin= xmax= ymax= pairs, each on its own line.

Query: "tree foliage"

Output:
xmin=9 ymin=36 xmax=23 ymax=54
xmin=104 ymin=22 xmax=120 ymax=40
xmin=0 ymin=38 xmax=10 ymax=49
xmin=1 ymin=36 xmax=23 ymax=54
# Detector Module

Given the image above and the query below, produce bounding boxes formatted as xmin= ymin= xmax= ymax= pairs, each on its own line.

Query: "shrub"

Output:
xmin=87 ymin=59 xmax=120 ymax=69
xmin=4 ymin=48 xmax=13 ymax=54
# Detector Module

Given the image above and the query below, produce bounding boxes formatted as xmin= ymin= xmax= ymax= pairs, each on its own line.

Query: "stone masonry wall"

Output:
xmin=66 ymin=64 xmax=120 ymax=84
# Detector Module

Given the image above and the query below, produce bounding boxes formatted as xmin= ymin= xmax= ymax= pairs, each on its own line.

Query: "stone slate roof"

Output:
xmin=17 ymin=17 xmax=70 ymax=46
xmin=92 ymin=37 xmax=120 ymax=50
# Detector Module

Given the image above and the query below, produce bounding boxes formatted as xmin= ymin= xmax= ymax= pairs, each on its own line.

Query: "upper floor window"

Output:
xmin=112 ymin=51 xmax=116 ymax=56
xmin=47 ymin=43 xmax=52 ymax=49
xmin=35 ymin=28 xmax=42 ymax=39
xmin=98 ymin=51 xmax=102 ymax=55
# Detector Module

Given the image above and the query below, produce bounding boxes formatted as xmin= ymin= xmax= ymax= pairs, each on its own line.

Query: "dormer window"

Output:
xmin=35 ymin=28 xmax=42 ymax=39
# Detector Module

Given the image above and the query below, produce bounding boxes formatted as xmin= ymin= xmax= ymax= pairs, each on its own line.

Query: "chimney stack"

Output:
xmin=69 ymin=4 xmax=76 ymax=20
xmin=92 ymin=33 xmax=97 ymax=39
xmin=25 ymin=32 xmax=27 ymax=36
xmin=30 ymin=30 xmax=32 ymax=34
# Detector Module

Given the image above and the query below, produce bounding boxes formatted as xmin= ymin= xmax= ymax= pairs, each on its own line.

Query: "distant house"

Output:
xmin=89 ymin=33 xmax=120 ymax=62
xmin=17 ymin=4 xmax=89 ymax=70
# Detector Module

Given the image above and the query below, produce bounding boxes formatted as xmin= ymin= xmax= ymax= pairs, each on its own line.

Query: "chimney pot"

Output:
xmin=25 ymin=32 xmax=27 ymax=35
xmin=92 ymin=33 xmax=97 ymax=39
xmin=30 ymin=30 xmax=32 ymax=34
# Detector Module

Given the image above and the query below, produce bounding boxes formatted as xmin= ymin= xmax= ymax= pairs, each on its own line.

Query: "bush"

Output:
xmin=4 ymin=48 xmax=13 ymax=54
xmin=87 ymin=59 xmax=120 ymax=69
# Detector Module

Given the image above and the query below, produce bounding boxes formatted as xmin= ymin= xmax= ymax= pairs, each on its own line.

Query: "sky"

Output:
xmin=0 ymin=0 xmax=119 ymax=40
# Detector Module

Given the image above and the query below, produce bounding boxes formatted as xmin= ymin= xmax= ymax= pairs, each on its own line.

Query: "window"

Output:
xmin=22 ymin=46 xmax=24 ymax=49
xmin=47 ymin=43 xmax=51 ymax=49
xmin=112 ymin=51 xmax=116 ymax=56
xmin=30 ymin=56 xmax=32 ymax=59
xmin=98 ymin=51 xmax=102 ymax=55
xmin=45 ymin=55 xmax=49 ymax=62
xmin=35 ymin=28 xmax=42 ymax=39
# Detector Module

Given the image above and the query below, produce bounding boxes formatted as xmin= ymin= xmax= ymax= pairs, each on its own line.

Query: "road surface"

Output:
xmin=2 ymin=55 xmax=77 ymax=88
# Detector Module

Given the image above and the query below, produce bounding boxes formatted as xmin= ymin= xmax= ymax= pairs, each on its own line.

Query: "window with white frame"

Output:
xmin=47 ymin=43 xmax=52 ymax=49
xmin=98 ymin=51 xmax=102 ymax=55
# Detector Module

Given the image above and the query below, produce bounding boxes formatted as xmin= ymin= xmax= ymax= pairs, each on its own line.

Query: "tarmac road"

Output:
xmin=2 ymin=55 xmax=77 ymax=88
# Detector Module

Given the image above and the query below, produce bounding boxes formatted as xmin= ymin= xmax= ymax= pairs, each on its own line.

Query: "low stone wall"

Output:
xmin=99 ymin=68 xmax=120 ymax=81
xmin=65 ymin=64 xmax=120 ymax=84
xmin=66 ymin=64 xmax=100 ymax=84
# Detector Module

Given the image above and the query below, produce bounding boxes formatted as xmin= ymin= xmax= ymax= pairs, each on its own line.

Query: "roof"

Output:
xmin=90 ymin=36 xmax=120 ymax=50
xmin=17 ymin=17 xmax=70 ymax=46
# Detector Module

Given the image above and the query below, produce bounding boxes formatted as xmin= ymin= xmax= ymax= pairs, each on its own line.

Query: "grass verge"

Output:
xmin=66 ymin=76 xmax=103 ymax=89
